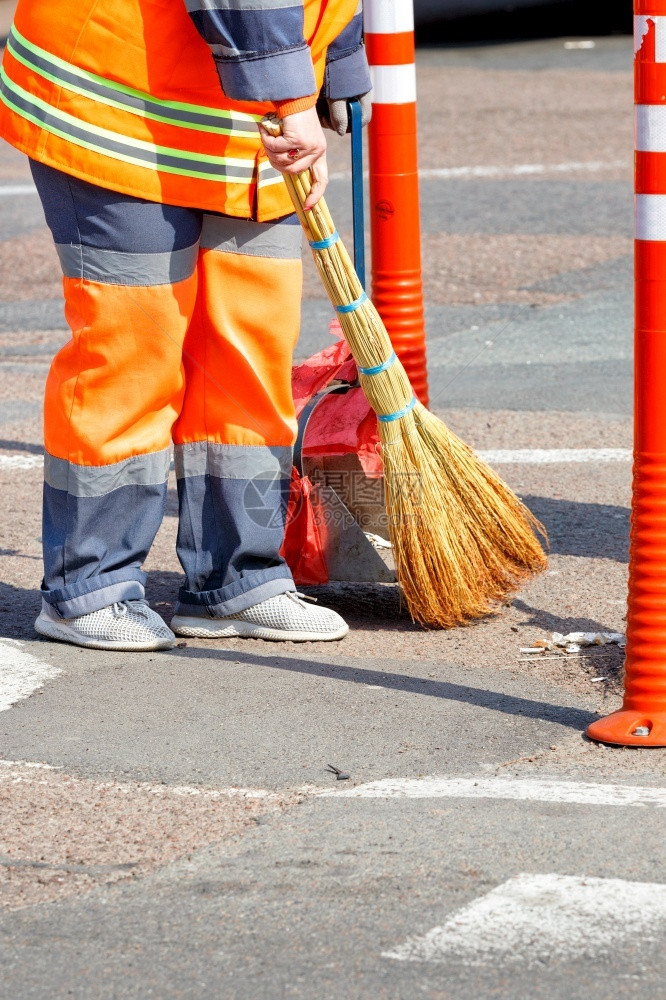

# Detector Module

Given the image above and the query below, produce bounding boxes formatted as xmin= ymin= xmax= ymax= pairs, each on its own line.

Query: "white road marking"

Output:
xmin=323 ymin=776 xmax=666 ymax=808
xmin=0 ymin=759 xmax=297 ymax=807
xmin=419 ymin=160 xmax=627 ymax=179
xmin=382 ymin=873 xmax=666 ymax=967
xmin=0 ymin=764 xmax=283 ymax=799
xmin=166 ymin=784 xmax=277 ymax=800
xmin=477 ymin=447 xmax=632 ymax=464
xmin=0 ymin=759 xmax=57 ymax=769
xmin=0 ymin=454 xmax=44 ymax=470
xmin=7 ymin=768 xmax=666 ymax=810
xmin=0 ymin=448 xmax=631 ymax=474
xmin=2 ymin=767 xmax=666 ymax=813
xmin=2 ymin=162 xmax=627 ymax=194
xmin=0 ymin=639 xmax=62 ymax=713
xmin=0 ymin=184 xmax=37 ymax=197
xmin=329 ymin=160 xmax=626 ymax=182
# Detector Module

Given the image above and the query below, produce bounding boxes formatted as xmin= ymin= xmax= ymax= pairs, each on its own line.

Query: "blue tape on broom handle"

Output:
xmin=378 ymin=397 xmax=417 ymax=422
xmin=335 ymin=291 xmax=368 ymax=314
xmin=358 ymin=352 xmax=397 ymax=376
xmin=309 ymin=231 xmax=339 ymax=250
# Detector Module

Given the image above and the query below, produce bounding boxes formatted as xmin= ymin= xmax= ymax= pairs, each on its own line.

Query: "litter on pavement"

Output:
xmin=520 ymin=632 xmax=626 ymax=655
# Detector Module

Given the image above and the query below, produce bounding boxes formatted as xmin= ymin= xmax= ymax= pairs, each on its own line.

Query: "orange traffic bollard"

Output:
xmin=587 ymin=5 xmax=666 ymax=745
xmin=364 ymin=0 xmax=429 ymax=405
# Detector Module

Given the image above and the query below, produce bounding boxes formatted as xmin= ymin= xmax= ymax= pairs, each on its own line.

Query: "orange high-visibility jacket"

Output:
xmin=0 ymin=0 xmax=360 ymax=221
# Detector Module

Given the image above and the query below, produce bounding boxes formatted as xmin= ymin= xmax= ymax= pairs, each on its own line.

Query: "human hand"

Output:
xmin=259 ymin=106 xmax=328 ymax=210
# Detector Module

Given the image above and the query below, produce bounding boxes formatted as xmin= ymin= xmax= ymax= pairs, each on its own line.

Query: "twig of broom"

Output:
xmin=262 ymin=115 xmax=547 ymax=628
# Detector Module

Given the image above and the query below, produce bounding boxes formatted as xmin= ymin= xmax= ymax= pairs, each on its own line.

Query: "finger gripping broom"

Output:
xmin=263 ymin=116 xmax=547 ymax=628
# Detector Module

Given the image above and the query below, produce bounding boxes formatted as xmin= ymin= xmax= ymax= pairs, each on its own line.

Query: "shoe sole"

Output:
xmin=35 ymin=614 xmax=175 ymax=652
xmin=170 ymin=615 xmax=349 ymax=642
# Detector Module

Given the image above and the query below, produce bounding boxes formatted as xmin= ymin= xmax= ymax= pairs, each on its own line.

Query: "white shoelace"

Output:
xmin=111 ymin=600 xmax=150 ymax=619
xmin=286 ymin=591 xmax=317 ymax=605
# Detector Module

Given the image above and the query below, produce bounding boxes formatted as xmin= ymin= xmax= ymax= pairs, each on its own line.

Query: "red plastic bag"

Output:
xmin=302 ymin=386 xmax=383 ymax=479
xmin=280 ymin=467 xmax=328 ymax=585
xmin=291 ymin=337 xmax=353 ymax=417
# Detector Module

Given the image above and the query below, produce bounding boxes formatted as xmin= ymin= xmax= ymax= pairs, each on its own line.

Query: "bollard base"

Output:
xmin=586 ymin=710 xmax=666 ymax=746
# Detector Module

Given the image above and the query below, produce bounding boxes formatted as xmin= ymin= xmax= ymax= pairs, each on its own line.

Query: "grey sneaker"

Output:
xmin=35 ymin=599 xmax=175 ymax=651
xmin=171 ymin=591 xmax=349 ymax=642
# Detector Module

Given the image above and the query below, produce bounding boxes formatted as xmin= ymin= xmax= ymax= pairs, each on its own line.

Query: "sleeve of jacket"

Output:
xmin=321 ymin=2 xmax=371 ymax=100
xmin=184 ymin=0 xmax=317 ymax=113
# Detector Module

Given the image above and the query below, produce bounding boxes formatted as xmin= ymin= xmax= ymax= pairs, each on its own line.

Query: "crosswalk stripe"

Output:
xmin=0 ymin=639 xmax=61 ymax=713
xmin=382 ymin=873 xmax=666 ymax=966
xmin=323 ymin=776 xmax=666 ymax=807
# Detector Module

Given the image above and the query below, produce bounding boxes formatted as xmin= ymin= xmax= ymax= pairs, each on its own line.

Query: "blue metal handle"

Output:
xmin=348 ymin=98 xmax=365 ymax=290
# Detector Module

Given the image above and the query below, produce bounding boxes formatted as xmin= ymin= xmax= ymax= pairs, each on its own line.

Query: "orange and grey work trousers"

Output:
xmin=31 ymin=161 xmax=302 ymax=618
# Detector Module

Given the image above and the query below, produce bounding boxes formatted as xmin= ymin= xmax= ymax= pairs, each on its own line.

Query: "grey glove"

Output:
xmin=320 ymin=92 xmax=372 ymax=136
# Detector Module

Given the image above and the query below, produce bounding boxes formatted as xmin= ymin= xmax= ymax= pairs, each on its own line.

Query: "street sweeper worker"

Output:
xmin=0 ymin=0 xmax=372 ymax=650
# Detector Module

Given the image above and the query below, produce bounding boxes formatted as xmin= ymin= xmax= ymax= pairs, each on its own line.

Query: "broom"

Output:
xmin=262 ymin=116 xmax=547 ymax=628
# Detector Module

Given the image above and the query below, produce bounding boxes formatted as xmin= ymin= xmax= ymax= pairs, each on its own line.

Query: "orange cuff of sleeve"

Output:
xmin=273 ymin=94 xmax=318 ymax=117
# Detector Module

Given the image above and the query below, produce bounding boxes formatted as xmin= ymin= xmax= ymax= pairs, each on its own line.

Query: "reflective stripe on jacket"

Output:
xmin=0 ymin=0 xmax=359 ymax=220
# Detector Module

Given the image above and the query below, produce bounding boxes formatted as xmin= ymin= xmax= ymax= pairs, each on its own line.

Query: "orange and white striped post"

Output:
xmin=587 ymin=4 xmax=666 ymax=745
xmin=364 ymin=0 xmax=429 ymax=405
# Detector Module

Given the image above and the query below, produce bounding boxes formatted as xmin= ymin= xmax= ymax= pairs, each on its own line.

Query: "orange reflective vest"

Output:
xmin=0 ymin=0 xmax=357 ymax=220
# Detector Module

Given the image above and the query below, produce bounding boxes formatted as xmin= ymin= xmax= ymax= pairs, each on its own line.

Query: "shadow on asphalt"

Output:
xmin=512 ymin=598 xmax=623 ymax=636
xmin=0 ymin=479 xmax=630 ymax=646
xmin=0 ymin=577 xmax=599 ymax=730
xmin=510 ymin=598 xmax=626 ymax=691
xmin=523 ymin=495 xmax=629 ymax=563
xmin=0 ymin=438 xmax=44 ymax=454
xmin=0 ymin=583 xmax=42 ymax=640
xmin=170 ymin=642 xmax=598 ymax=732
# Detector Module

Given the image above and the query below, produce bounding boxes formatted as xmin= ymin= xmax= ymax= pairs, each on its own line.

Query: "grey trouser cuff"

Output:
xmin=175 ymin=576 xmax=295 ymax=618
xmin=43 ymin=578 xmax=145 ymax=618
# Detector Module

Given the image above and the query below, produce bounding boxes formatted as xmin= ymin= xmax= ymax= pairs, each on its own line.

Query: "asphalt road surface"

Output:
xmin=3 ymin=29 xmax=664 ymax=1000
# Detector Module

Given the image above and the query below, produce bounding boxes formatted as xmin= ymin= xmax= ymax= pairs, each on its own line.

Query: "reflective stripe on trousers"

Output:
xmin=31 ymin=161 xmax=302 ymax=617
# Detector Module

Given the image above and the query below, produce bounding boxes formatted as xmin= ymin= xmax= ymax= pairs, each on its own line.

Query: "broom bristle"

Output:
xmin=262 ymin=115 xmax=548 ymax=628
xmin=382 ymin=403 xmax=547 ymax=627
